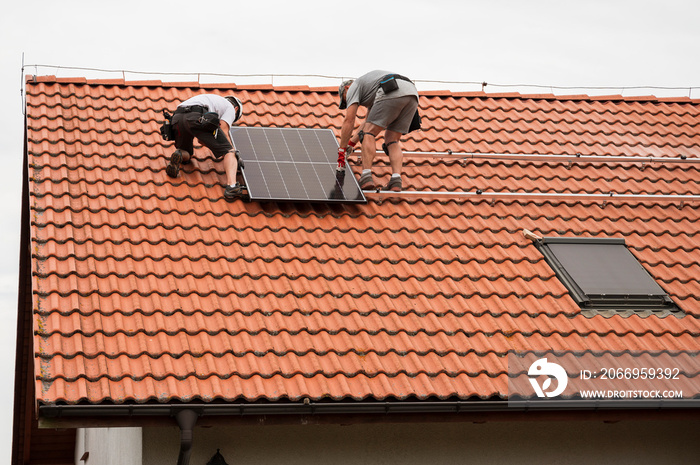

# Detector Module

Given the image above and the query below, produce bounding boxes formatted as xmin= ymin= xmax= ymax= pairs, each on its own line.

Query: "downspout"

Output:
xmin=175 ymin=409 xmax=198 ymax=465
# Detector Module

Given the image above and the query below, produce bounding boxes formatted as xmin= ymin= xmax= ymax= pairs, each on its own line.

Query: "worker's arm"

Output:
xmin=336 ymin=103 xmax=360 ymax=171
xmin=219 ymin=118 xmax=244 ymax=170
xmin=220 ymin=120 xmax=232 ymax=144
xmin=339 ymin=103 xmax=359 ymax=148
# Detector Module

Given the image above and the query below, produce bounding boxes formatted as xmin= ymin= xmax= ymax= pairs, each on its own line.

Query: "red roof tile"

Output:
xmin=25 ymin=76 xmax=700 ymax=406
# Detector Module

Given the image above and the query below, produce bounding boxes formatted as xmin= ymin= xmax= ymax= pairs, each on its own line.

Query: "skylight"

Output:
xmin=534 ymin=237 xmax=682 ymax=317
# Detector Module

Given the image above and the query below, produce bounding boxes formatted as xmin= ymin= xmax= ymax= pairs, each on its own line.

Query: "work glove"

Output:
xmin=336 ymin=147 xmax=346 ymax=172
xmin=337 ymin=141 xmax=356 ymax=171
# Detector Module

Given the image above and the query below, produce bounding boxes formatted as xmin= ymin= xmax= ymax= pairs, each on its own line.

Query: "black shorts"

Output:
xmin=172 ymin=111 xmax=232 ymax=159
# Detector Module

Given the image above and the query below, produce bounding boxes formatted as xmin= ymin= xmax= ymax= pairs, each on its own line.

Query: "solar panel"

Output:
xmin=230 ymin=127 xmax=367 ymax=203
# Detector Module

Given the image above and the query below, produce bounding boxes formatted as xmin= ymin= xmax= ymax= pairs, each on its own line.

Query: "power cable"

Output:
xmin=23 ymin=64 xmax=700 ymax=97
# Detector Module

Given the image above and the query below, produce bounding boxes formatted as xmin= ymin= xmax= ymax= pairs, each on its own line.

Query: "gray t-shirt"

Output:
xmin=346 ymin=70 xmax=418 ymax=109
xmin=178 ymin=94 xmax=238 ymax=126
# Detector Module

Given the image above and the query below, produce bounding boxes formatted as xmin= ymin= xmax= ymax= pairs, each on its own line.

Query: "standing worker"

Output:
xmin=337 ymin=70 xmax=419 ymax=192
xmin=166 ymin=93 xmax=245 ymax=201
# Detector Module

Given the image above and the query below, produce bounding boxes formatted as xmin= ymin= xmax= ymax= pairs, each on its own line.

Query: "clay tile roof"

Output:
xmin=24 ymin=76 xmax=700 ymax=406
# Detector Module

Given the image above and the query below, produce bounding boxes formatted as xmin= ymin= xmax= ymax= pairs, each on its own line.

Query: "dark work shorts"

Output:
xmin=172 ymin=111 xmax=232 ymax=159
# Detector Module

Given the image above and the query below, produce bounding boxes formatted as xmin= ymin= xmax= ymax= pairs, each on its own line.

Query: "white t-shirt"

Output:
xmin=178 ymin=94 xmax=238 ymax=126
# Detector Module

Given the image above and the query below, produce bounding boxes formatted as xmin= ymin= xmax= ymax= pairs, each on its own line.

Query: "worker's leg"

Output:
xmin=168 ymin=113 xmax=195 ymax=177
xmin=222 ymin=150 xmax=244 ymax=202
xmin=198 ymin=125 xmax=239 ymax=189
xmin=381 ymin=96 xmax=418 ymax=191
xmin=223 ymin=150 xmax=239 ymax=186
xmin=357 ymin=123 xmax=383 ymax=189
xmin=360 ymin=123 xmax=383 ymax=170
xmin=384 ymin=130 xmax=403 ymax=174
xmin=166 ymin=149 xmax=189 ymax=178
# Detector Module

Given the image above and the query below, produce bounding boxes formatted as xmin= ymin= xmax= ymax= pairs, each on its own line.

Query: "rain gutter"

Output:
xmin=40 ymin=399 xmax=698 ymax=464
xmin=40 ymin=398 xmax=698 ymax=419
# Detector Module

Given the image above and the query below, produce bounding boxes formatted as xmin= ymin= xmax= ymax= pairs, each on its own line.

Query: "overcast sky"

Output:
xmin=1 ymin=0 xmax=699 ymax=462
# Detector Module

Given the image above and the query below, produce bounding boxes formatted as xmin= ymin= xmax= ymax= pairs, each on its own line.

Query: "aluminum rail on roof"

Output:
xmin=398 ymin=151 xmax=699 ymax=164
xmin=364 ymin=191 xmax=700 ymax=203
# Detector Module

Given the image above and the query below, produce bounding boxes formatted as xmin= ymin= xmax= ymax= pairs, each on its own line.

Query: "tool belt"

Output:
xmin=379 ymin=74 xmax=413 ymax=93
xmin=161 ymin=105 xmax=216 ymax=141
xmin=377 ymin=74 xmax=421 ymax=133
xmin=174 ymin=105 xmax=208 ymax=115
xmin=160 ymin=109 xmax=175 ymax=141
xmin=198 ymin=112 xmax=220 ymax=132
xmin=172 ymin=105 xmax=220 ymax=133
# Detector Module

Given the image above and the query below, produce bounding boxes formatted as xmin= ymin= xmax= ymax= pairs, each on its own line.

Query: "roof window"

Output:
xmin=532 ymin=236 xmax=681 ymax=317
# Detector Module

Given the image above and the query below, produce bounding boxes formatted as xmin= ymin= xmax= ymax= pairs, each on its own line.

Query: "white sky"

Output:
xmin=1 ymin=0 xmax=699 ymax=462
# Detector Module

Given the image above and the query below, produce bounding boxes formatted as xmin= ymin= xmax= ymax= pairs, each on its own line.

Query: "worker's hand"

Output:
xmin=235 ymin=150 xmax=245 ymax=169
xmin=336 ymin=147 xmax=346 ymax=172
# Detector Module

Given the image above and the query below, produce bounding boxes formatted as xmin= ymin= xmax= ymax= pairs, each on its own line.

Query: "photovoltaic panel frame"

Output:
xmin=230 ymin=127 xmax=366 ymax=203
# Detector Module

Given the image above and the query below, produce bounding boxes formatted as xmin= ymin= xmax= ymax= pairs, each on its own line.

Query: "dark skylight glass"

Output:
xmin=536 ymin=237 xmax=681 ymax=316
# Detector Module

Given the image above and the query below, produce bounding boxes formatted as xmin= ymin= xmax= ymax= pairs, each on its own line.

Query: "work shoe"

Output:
xmin=224 ymin=183 xmax=244 ymax=202
xmin=386 ymin=177 xmax=402 ymax=192
xmin=358 ymin=172 xmax=375 ymax=190
xmin=166 ymin=149 xmax=184 ymax=178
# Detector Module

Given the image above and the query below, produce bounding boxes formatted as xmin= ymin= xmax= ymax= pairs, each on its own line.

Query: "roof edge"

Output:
xmin=40 ymin=398 xmax=699 ymax=420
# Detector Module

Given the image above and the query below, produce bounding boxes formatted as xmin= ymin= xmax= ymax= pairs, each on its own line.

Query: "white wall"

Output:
xmin=142 ymin=418 xmax=700 ymax=465
xmin=75 ymin=427 xmax=142 ymax=465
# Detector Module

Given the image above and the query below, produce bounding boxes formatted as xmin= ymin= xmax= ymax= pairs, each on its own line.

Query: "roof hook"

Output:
xmin=523 ymin=229 xmax=543 ymax=243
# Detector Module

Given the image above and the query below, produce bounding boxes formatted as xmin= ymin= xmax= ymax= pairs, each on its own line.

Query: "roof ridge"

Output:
xmin=25 ymin=75 xmax=700 ymax=103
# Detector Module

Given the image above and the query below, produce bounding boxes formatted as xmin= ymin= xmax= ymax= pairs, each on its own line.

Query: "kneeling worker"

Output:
xmin=337 ymin=70 xmax=419 ymax=192
xmin=166 ymin=93 xmax=244 ymax=201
